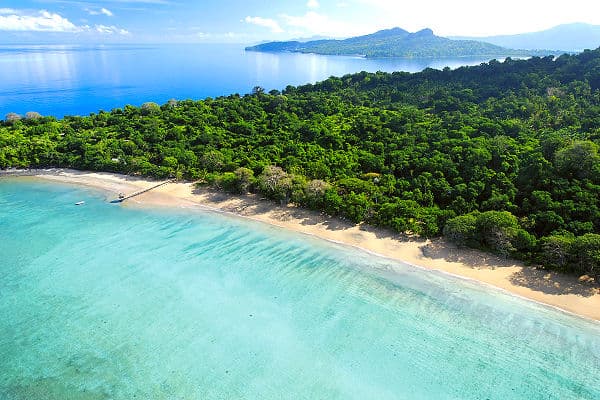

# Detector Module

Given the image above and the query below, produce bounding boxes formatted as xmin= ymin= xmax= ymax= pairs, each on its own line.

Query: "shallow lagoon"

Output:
xmin=1 ymin=179 xmax=599 ymax=399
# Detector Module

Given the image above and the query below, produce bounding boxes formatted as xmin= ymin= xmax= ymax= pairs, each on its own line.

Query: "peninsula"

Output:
xmin=2 ymin=49 xmax=599 ymax=291
xmin=245 ymin=27 xmax=551 ymax=58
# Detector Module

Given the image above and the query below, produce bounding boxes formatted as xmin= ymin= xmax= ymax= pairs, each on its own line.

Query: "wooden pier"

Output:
xmin=113 ymin=179 xmax=175 ymax=203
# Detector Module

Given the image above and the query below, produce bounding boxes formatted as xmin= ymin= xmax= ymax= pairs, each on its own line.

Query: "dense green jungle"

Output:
xmin=3 ymin=49 xmax=600 ymax=276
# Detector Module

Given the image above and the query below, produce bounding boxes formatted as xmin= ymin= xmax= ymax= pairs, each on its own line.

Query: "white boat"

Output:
xmin=75 ymin=201 xmax=85 ymax=206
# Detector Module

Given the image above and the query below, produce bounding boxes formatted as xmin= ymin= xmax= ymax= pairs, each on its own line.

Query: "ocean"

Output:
xmin=0 ymin=44 xmax=495 ymax=118
xmin=1 ymin=178 xmax=599 ymax=399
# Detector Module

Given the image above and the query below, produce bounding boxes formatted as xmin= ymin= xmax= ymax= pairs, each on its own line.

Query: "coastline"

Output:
xmin=2 ymin=168 xmax=599 ymax=321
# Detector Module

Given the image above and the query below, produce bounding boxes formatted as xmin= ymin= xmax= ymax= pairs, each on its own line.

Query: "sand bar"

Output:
xmin=2 ymin=168 xmax=600 ymax=322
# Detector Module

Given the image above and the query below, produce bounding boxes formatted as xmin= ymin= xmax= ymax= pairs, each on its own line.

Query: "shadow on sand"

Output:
xmin=193 ymin=186 xmax=599 ymax=299
xmin=421 ymin=240 xmax=598 ymax=298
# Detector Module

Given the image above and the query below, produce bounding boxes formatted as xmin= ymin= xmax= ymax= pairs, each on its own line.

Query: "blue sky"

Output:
xmin=2 ymin=0 xmax=600 ymax=44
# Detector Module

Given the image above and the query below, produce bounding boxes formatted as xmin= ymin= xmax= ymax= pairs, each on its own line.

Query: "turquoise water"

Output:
xmin=1 ymin=179 xmax=599 ymax=399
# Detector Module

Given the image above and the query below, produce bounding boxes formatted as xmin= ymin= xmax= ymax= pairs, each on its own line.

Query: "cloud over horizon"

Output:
xmin=0 ymin=8 xmax=128 ymax=35
xmin=88 ymin=8 xmax=114 ymax=17
xmin=244 ymin=16 xmax=284 ymax=33
xmin=3 ymin=0 xmax=600 ymax=44
xmin=0 ymin=9 xmax=79 ymax=32
xmin=94 ymin=24 xmax=129 ymax=34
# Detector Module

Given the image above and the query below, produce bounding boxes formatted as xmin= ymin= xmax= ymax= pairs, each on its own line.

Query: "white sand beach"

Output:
xmin=3 ymin=168 xmax=599 ymax=321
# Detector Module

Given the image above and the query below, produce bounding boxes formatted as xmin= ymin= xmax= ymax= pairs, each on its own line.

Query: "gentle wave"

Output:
xmin=0 ymin=180 xmax=599 ymax=399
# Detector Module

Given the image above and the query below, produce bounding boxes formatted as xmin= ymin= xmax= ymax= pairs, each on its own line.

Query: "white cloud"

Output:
xmin=99 ymin=8 xmax=114 ymax=17
xmin=355 ymin=0 xmax=600 ymax=36
xmin=95 ymin=24 xmax=129 ymax=35
xmin=307 ymin=0 xmax=320 ymax=8
xmin=87 ymin=8 xmax=114 ymax=17
xmin=0 ymin=10 xmax=79 ymax=32
xmin=0 ymin=9 xmax=129 ymax=35
xmin=244 ymin=16 xmax=284 ymax=33
xmin=165 ymin=30 xmax=254 ymax=44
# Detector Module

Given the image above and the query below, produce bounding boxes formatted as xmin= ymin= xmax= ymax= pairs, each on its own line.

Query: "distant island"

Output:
xmin=245 ymin=27 xmax=551 ymax=58
xmin=452 ymin=23 xmax=600 ymax=52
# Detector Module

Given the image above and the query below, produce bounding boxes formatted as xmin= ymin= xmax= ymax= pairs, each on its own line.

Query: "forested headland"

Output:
xmin=2 ymin=49 xmax=600 ymax=277
xmin=245 ymin=27 xmax=546 ymax=58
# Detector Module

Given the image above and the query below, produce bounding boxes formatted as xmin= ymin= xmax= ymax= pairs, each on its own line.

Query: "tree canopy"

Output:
xmin=3 ymin=48 xmax=600 ymax=277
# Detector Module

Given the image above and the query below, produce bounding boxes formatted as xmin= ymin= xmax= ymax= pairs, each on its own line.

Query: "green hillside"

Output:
xmin=246 ymin=27 xmax=549 ymax=58
xmin=2 ymin=49 xmax=600 ymax=276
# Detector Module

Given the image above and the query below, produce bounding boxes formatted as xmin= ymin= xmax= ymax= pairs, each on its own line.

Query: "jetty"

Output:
xmin=112 ymin=179 xmax=175 ymax=203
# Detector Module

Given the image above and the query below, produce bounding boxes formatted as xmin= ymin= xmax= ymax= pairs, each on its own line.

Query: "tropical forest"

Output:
xmin=2 ymin=49 xmax=600 ymax=277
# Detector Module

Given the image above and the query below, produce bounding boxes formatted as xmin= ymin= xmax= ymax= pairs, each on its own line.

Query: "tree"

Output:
xmin=252 ymin=86 xmax=265 ymax=95
xmin=443 ymin=214 xmax=478 ymax=247
xmin=476 ymin=211 xmax=520 ymax=257
xmin=512 ymin=229 xmax=536 ymax=254
xmin=141 ymin=102 xmax=160 ymax=114
xmin=258 ymin=165 xmax=292 ymax=203
xmin=213 ymin=172 xmax=237 ymax=192
xmin=375 ymin=200 xmax=422 ymax=233
xmin=24 ymin=112 xmax=42 ymax=120
xmin=554 ymin=140 xmax=600 ymax=180
xmin=233 ymin=167 xmax=255 ymax=194
xmin=200 ymin=150 xmax=225 ymax=172
xmin=304 ymin=179 xmax=330 ymax=209
xmin=571 ymin=234 xmax=600 ymax=276
xmin=540 ymin=235 xmax=573 ymax=271
xmin=323 ymin=188 xmax=344 ymax=215
xmin=5 ymin=113 xmax=21 ymax=123
xmin=342 ymin=192 xmax=370 ymax=223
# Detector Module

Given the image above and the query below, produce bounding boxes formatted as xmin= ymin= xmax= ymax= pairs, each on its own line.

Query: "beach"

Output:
xmin=2 ymin=168 xmax=599 ymax=321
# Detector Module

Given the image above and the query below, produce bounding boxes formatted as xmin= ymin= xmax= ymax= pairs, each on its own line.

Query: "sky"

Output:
xmin=2 ymin=0 xmax=600 ymax=44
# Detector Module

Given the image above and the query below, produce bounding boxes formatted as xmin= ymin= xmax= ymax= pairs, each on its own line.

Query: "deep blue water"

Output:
xmin=1 ymin=178 xmax=600 ymax=399
xmin=0 ymin=44 xmax=495 ymax=118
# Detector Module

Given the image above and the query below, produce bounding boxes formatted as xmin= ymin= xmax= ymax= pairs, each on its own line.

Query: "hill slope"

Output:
xmin=453 ymin=23 xmax=600 ymax=51
xmin=245 ymin=27 xmax=549 ymax=58
xmin=3 ymin=50 xmax=600 ymax=275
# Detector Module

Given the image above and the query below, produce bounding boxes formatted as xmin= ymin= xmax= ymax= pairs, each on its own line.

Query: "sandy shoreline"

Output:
xmin=2 ymin=168 xmax=599 ymax=321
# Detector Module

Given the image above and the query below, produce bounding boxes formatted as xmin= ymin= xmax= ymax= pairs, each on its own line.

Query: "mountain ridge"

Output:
xmin=451 ymin=23 xmax=600 ymax=51
xmin=246 ymin=27 xmax=551 ymax=58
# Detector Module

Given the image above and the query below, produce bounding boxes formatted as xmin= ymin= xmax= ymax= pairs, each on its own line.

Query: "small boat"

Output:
xmin=75 ymin=201 xmax=85 ymax=206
